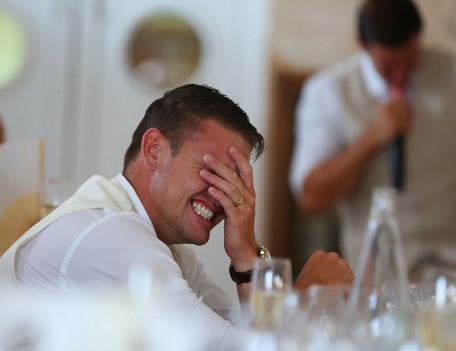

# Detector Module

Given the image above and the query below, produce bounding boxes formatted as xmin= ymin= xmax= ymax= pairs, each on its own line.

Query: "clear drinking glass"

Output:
xmin=249 ymin=257 xmax=292 ymax=331
xmin=39 ymin=177 xmax=73 ymax=218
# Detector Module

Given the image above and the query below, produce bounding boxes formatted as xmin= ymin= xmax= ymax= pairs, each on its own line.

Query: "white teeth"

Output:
xmin=192 ymin=202 xmax=214 ymax=220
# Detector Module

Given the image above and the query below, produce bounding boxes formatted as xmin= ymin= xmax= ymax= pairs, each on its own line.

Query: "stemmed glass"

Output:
xmin=281 ymin=284 xmax=352 ymax=349
xmin=248 ymin=257 xmax=292 ymax=331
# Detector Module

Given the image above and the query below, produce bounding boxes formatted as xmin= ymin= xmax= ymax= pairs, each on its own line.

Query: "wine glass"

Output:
xmin=282 ymin=284 xmax=352 ymax=348
xmin=249 ymin=257 xmax=292 ymax=331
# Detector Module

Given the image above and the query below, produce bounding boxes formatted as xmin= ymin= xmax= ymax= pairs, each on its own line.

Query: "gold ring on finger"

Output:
xmin=234 ymin=195 xmax=245 ymax=207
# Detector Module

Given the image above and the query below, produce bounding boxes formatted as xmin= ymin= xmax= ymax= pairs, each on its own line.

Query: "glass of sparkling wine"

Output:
xmin=249 ymin=257 xmax=292 ymax=330
xmin=39 ymin=177 xmax=73 ymax=218
xmin=416 ymin=274 xmax=456 ymax=350
xmin=417 ymin=306 xmax=456 ymax=351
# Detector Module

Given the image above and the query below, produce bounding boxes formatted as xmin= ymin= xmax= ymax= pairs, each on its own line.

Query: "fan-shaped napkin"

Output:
xmin=0 ymin=138 xmax=44 ymax=254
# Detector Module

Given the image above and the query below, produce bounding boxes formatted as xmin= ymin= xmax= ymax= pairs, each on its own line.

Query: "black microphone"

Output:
xmin=390 ymin=136 xmax=404 ymax=190
xmin=390 ymin=87 xmax=406 ymax=190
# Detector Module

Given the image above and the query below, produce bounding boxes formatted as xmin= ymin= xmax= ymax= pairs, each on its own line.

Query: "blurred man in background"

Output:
xmin=289 ymin=0 xmax=456 ymax=280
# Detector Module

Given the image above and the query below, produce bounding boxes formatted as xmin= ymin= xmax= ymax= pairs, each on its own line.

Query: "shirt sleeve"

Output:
xmin=170 ymin=244 xmax=242 ymax=323
xmin=63 ymin=212 xmax=239 ymax=351
xmin=288 ymin=73 xmax=345 ymax=198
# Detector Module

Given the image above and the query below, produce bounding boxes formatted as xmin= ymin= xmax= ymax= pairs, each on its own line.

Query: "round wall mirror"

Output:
xmin=0 ymin=8 xmax=28 ymax=91
xmin=127 ymin=15 xmax=202 ymax=89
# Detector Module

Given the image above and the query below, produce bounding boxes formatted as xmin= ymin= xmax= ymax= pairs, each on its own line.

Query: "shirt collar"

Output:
xmin=359 ymin=51 xmax=389 ymax=100
xmin=115 ymin=173 xmax=153 ymax=227
xmin=359 ymin=50 xmax=416 ymax=101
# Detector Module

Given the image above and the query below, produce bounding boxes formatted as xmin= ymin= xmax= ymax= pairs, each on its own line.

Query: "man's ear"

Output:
xmin=141 ymin=128 xmax=165 ymax=170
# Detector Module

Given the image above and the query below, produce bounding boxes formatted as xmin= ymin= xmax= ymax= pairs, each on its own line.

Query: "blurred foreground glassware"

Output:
xmin=415 ymin=269 xmax=456 ymax=350
xmin=249 ymin=257 xmax=292 ymax=331
xmin=348 ymin=187 xmax=413 ymax=349
xmin=0 ymin=269 xmax=205 ymax=351
xmin=416 ymin=305 xmax=456 ymax=350
xmin=282 ymin=284 xmax=354 ymax=350
xmin=421 ymin=266 xmax=456 ymax=286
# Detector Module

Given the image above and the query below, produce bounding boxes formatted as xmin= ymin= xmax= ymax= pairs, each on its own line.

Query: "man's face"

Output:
xmin=149 ymin=119 xmax=252 ymax=246
xmin=367 ymin=35 xmax=420 ymax=88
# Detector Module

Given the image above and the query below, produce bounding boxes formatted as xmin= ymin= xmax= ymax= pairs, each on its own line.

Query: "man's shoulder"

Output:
xmin=39 ymin=207 xmax=156 ymax=251
xmin=415 ymin=47 xmax=456 ymax=90
xmin=41 ymin=208 xmax=172 ymax=270
xmin=419 ymin=47 xmax=456 ymax=72
xmin=421 ymin=47 xmax=456 ymax=60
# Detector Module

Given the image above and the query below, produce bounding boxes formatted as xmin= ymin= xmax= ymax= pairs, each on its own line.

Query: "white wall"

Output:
xmin=0 ymin=0 xmax=68 ymax=177
xmin=273 ymin=0 xmax=456 ymax=73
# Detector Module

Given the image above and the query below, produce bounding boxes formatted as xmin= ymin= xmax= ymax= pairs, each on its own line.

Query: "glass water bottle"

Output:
xmin=348 ymin=188 xmax=413 ymax=349
xmin=349 ymin=187 xmax=409 ymax=313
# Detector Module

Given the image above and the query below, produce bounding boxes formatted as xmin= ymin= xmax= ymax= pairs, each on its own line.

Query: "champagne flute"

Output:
xmin=249 ymin=257 xmax=292 ymax=331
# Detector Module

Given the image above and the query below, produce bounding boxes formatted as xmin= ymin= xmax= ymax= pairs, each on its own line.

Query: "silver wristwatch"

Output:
xmin=258 ymin=245 xmax=271 ymax=261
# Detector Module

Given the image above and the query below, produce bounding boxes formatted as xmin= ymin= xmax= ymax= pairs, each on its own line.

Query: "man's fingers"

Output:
xmin=229 ymin=146 xmax=254 ymax=190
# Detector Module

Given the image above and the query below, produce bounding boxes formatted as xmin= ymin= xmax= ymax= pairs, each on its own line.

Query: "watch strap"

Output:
xmin=229 ymin=264 xmax=252 ymax=285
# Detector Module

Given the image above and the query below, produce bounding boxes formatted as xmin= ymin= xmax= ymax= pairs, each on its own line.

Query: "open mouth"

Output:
xmin=191 ymin=201 xmax=214 ymax=221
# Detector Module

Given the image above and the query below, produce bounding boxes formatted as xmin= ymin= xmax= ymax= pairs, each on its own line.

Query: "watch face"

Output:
xmin=258 ymin=246 xmax=270 ymax=260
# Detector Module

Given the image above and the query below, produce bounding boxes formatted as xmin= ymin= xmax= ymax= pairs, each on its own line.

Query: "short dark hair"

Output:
xmin=123 ymin=84 xmax=265 ymax=171
xmin=358 ymin=0 xmax=423 ymax=47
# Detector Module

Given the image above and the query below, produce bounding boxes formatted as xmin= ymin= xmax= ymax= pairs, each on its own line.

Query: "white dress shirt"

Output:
xmin=289 ymin=51 xmax=392 ymax=197
xmin=15 ymin=174 xmax=239 ymax=351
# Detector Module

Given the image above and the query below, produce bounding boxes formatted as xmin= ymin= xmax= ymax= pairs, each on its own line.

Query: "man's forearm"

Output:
xmin=298 ymin=130 xmax=380 ymax=213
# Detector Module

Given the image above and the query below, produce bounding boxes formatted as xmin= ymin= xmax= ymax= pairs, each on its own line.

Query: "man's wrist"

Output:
xmin=229 ymin=245 xmax=270 ymax=285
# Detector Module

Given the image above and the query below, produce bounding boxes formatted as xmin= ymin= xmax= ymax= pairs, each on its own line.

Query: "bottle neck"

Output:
xmin=370 ymin=187 xmax=396 ymax=217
